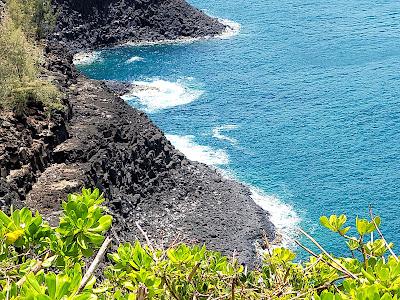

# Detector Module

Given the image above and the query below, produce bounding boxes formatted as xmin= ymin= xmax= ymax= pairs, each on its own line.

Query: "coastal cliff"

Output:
xmin=51 ymin=0 xmax=226 ymax=52
xmin=0 ymin=0 xmax=275 ymax=265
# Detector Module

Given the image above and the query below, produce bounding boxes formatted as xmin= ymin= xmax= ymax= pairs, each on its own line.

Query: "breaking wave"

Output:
xmin=73 ymin=51 xmax=103 ymax=65
xmin=126 ymin=56 xmax=144 ymax=63
xmin=212 ymin=124 xmax=239 ymax=145
xmin=218 ymin=18 xmax=241 ymax=39
xmin=167 ymin=132 xmax=300 ymax=248
xmin=166 ymin=134 xmax=229 ymax=166
xmin=121 ymin=78 xmax=203 ymax=112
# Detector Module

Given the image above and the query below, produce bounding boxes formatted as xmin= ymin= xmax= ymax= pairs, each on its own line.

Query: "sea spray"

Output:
xmin=121 ymin=78 xmax=204 ymax=112
xmin=218 ymin=18 xmax=241 ymax=39
xmin=166 ymin=133 xmax=300 ymax=248
xmin=212 ymin=124 xmax=239 ymax=145
xmin=166 ymin=134 xmax=229 ymax=166
xmin=250 ymin=188 xmax=301 ymax=248
xmin=73 ymin=51 xmax=103 ymax=65
xmin=126 ymin=56 xmax=144 ymax=63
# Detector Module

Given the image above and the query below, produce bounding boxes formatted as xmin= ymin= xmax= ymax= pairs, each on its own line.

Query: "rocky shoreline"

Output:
xmin=0 ymin=0 xmax=275 ymax=265
xmin=51 ymin=0 xmax=227 ymax=52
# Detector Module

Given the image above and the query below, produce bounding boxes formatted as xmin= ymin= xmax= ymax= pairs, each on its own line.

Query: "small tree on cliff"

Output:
xmin=0 ymin=1 xmax=61 ymax=114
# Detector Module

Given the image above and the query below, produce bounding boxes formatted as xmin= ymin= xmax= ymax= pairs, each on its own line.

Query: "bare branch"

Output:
xmin=78 ymin=237 xmax=112 ymax=293
xmin=298 ymin=228 xmax=358 ymax=279
xmin=136 ymin=221 xmax=155 ymax=253
xmin=369 ymin=206 xmax=399 ymax=262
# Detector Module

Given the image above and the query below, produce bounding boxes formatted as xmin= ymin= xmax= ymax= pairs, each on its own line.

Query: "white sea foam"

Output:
xmin=166 ymin=134 xmax=229 ymax=166
xmin=212 ymin=124 xmax=239 ymax=145
xmin=126 ymin=56 xmax=144 ymax=63
xmin=218 ymin=18 xmax=241 ymax=39
xmin=121 ymin=78 xmax=203 ymax=112
xmin=167 ymin=131 xmax=300 ymax=248
xmin=73 ymin=51 xmax=103 ymax=65
xmin=251 ymin=188 xmax=301 ymax=248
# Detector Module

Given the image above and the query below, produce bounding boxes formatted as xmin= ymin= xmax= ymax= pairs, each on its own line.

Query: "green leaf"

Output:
xmin=339 ymin=226 xmax=351 ymax=235
xmin=25 ymin=272 xmax=44 ymax=294
xmin=45 ymin=273 xmax=56 ymax=298
xmin=77 ymin=234 xmax=89 ymax=250
xmin=380 ymin=293 xmax=392 ymax=300
xmin=361 ymin=268 xmax=376 ymax=283
xmin=42 ymin=255 xmax=58 ymax=268
xmin=84 ymin=232 xmax=105 ymax=246
xmin=0 ymin=210 xmax=13 ymax=228
xmin=320 ymin=216 xmax=333 ymax=230
xmin=89 ymin=215 xmax=112 ymax=233
xmin=55 ymin=274 xmax=71 ymax=299
xmin=356 ymin=217 xmax=368 ymax=236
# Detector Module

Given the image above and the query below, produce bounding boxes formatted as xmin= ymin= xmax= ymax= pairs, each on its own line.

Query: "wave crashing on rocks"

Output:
xmin=73 ymin=51 xmax=103 ymax=65
xmin=121 ymin=78 xmax=203 ymax=112
xmin=166 ymin=134 xmax=230 ymax=166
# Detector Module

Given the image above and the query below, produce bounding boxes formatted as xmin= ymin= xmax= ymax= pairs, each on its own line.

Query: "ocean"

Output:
xmin=76 ymin=0 xmax=400 ymax=255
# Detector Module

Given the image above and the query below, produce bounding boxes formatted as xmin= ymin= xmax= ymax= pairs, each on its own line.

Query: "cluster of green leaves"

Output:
xmin=0 ymin=0 xmax=61 ymax=114
xmin=1 ymin=188 xmax=400 ymax=299
xmin=0 ymin=188 xmax=112 ymax=299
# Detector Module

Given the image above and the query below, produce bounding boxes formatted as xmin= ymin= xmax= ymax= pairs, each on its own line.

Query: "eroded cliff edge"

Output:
xmin=0 ymin=0 xmax=275 ymax=265
xmin=51 ymin=0 xmax=226 ymax=51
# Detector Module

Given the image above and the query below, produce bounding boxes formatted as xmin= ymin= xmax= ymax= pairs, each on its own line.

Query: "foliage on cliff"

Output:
xmin=0 ymin=188 xmax=399 ymax=299
xmin=6 ymin=0 xmax=56 ymax=40
xmin=0 ymin=0 xmax=60 ymax=114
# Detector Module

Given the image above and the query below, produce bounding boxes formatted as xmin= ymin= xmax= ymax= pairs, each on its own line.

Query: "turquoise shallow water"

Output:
xmin=78 ymin=0 xmax=400 ymax=255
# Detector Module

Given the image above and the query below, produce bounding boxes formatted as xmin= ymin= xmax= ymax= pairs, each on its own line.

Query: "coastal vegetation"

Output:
xmin=0 ymin=0 xmax=61 ymax=115
xmin=0 ymin=188 xmax=399 ymax=299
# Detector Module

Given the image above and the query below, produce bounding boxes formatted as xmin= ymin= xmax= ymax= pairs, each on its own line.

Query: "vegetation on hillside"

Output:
xmin=0 ymin=188 xmax=399 ymax=299
xmin=6 ymin=0 xmax=56 ymax=40
xmin=0 ymin=0 xmax=61 ymax=115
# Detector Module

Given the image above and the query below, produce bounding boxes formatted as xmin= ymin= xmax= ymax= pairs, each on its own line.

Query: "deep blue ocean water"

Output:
xmin=77 ymin=0 xmax=400 ymax=255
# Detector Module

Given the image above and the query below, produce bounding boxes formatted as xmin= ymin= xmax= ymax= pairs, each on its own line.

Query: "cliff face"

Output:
xmin=1 ymin=0 xmax=275 ymax=265
xmin=14 ymin=43 xmax=275 ymax=265
xmin=0 ymin=104 xmax=69 ymax=208
xmin=51 ymin=0 xmax=226 ymax=52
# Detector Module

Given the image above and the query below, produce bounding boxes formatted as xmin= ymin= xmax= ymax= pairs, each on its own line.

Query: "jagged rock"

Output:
xmin=50 ymin=0 xmax=226 ymax=52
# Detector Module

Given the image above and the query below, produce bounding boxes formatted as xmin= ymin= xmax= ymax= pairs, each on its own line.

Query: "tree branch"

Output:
xmin=77 ymin=237 xmax=112 ymax=293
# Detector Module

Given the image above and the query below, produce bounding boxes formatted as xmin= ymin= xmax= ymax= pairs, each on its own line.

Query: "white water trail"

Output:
xmin=167 ymin=132 xmax=301 ymax=248
xmin=121 ymin=78 xmax=203 ymax=112
xmin=251 ymin=188 xmax=301 ymax=248
xmin=212 ymin=124 xmax=239 ymax=145
xmin=126 ymin=56 xmax=144 ymax=63
xmin=166 ymin=134 xmax=229 ymax=166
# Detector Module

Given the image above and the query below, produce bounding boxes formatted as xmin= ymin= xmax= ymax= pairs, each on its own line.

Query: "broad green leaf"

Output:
xmin=45 ymin=273 xmax=56 ymax=298
xmin=89 ymin=215 xmax=112 ymax=233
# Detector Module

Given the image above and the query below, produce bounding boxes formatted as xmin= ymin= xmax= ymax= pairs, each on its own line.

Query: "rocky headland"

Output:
xmin=0 ymin=0 xmax=275 ymax=265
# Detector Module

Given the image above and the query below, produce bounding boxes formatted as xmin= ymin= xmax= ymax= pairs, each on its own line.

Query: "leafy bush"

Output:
xmin=0 ymin=10 xmax=61 ymax=114
xmin=6 ymin=0 xmax=56 ymax=40
xmin=0 ymin=188 xmax=400 ymax=299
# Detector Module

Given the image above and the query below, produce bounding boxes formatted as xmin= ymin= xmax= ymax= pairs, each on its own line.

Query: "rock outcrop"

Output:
xmin=0 ymin=102 xmax=70 ymax=209
xmin=51 ymin=0 xmax=226 ymax=52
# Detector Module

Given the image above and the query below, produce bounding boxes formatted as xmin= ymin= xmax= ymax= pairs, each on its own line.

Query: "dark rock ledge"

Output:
xmin=0 ymin=0 xmax=275 ymax=265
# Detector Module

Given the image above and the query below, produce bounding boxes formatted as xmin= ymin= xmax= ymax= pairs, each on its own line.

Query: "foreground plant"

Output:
xmin=0 ymin=188 xmax=399 ymax=299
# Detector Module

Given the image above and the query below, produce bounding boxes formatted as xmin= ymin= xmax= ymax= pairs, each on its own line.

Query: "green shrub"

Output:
xmin=6 ymin=0 xmax=56 ymax=40
xmin=0 ymin=13 xmax=61 ymax=114
xmin=0 ymin=188 xmax=399 ymax=299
